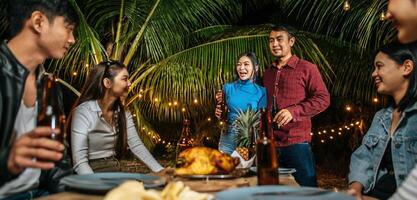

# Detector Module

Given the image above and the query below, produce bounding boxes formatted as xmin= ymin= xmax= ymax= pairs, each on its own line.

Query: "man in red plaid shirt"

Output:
xmin=263 ymin=25 xmax=330 ymax=187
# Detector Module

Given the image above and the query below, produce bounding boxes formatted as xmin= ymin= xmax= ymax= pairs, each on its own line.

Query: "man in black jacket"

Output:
xmin=0 ymin=0 xmax=78 ymax=198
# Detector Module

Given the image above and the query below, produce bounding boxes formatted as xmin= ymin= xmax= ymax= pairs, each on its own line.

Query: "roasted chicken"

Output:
xmin=175 ymin=147 xmax=239 ymax=175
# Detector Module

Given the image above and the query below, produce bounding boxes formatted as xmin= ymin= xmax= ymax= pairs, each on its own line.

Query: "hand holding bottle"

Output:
xmin=215 ymin=89 xmax=227 ymax=121
xmin=272 ymin=109 xmax=293 ymax=127
xmin=7 ymin=127 xmax=64 ymax=175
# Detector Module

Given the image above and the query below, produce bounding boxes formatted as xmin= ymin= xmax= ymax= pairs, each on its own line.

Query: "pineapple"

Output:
xmin=234 ymin=108 xmax=260 ymax=160
xmin=236 ymin=147 xmax=249 ymax=160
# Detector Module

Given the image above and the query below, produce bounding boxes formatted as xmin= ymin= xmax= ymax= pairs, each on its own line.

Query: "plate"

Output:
xmin=61 ymin=172 xmax=166 ymax=193
xmin=176 ymin=174 xmax=235 ymax=179
xmin=216 ymin=185 xmax=354 ymax=200
xmin=176 ymin=168 xmax=249 ymax=179
xmin=250 ymin=167 xmax=296 ymax=175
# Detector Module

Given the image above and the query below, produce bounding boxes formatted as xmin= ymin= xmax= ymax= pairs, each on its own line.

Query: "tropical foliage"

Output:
xmin=234 ymin=108 xmax=260 ymax=148
xmin=52 ymin=0 xmax=334 ymax=148
xmin=0 ymin=0 xmax=394 ymax=149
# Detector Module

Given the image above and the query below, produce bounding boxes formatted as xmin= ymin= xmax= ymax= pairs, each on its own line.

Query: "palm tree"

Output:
xmin=0 ymin=0 xmax=336 ymax=149
xmin=42 ymin=0 xmax=335 ymax=149
xmin=277 ymin=0 xmax=395 ymax=101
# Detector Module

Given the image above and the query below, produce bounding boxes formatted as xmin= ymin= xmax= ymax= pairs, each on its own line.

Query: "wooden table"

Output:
xmin=36 ymin=175 xmax=297 ymax=200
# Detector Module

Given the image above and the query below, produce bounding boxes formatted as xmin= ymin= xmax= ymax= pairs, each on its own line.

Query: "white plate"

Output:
xmin=215 ymin=185 xmax=354 ymax=200
xmin=250 ymin=167 xmax=296 ymax=175
xmin=61 ymin=172 xmax=165 ymax=193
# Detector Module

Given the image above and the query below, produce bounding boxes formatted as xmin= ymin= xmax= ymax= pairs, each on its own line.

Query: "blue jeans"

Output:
xmin=277 ymin=142 xmax=318 ymax=187
xmin=218 ymin=127 xmax=236 ymax=155
xmin=3 ymin=189 xmax=49 ymax=200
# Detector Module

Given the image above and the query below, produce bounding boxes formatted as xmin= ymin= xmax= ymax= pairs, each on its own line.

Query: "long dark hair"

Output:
xmin=67 ymin=60 xmax=128 ymax=159
xmin=378 ymin=41 xmax=417 ymax=111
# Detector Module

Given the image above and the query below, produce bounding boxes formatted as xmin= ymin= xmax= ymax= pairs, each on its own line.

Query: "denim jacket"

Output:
xmin=349 ymin=103 xmax=417 ymax=193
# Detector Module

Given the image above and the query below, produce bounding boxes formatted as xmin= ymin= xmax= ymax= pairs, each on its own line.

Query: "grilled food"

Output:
xmin=175 ymin=147 xmax=239 ymax=175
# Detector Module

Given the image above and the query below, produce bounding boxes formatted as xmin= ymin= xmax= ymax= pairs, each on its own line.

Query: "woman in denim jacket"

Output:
xmin=347 ymin=41 xmax=417 ymax=200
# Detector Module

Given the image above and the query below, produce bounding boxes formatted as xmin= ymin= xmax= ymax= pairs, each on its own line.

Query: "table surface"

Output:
xmin=35 ymin=174 xmax=379 ymax=200
xmin=36 ymin=175 xmax=298 ymax=200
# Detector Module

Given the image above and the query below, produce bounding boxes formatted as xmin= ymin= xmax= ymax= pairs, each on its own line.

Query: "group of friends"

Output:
xmin=1 ymin=0 xmax=417 ymax=199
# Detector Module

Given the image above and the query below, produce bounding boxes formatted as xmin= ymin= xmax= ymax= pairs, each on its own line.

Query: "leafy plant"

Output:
xmin=234 ymin=108 xmax=260 ymax=148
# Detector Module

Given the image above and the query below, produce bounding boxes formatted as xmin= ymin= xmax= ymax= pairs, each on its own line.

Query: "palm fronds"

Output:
xmin=234 ymin=108 xmax=260 ymax=148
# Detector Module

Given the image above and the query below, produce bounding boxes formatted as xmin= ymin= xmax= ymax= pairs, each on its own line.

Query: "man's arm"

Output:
xmin=286 ymin=64 xmax=330 ymax=121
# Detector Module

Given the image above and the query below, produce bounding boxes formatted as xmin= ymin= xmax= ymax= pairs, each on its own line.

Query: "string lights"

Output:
xmin=130 ymin=88 xmax=378 ymax=149
xmin=380 ymin=11 xmax=386 ymax=21
xmin=343 ymin=0 xmax=351 ymax=11
xmin=311 ymin=118 xmax=363 ymax=143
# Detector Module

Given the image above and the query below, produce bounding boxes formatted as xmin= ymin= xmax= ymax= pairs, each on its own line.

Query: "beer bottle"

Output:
xmin=37 ymin=75 xmax=66 ymax=162
xmin=256 ymin=109 xmax=279 ymax=185
xmin=216 ymin=88 xmax=228 ymax=122
xmin=175 ymin=119 xmax=194 ymax=167
xmin=271 ymin=95 xmax=280 ymax=130
xmin=248 ymin=126 xmax=257 ymax=159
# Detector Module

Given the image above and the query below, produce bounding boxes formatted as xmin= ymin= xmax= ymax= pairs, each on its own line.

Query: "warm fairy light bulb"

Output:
xmin=85 ymin=63 xmax=89 ymax=67
xmin=138 ymin=94 xmax=143 ymax=98
xmin=330 ymin=136 xmax=334 ymax=139
xmin=343 ymin=0 xmax=351 ymax=11
xmin=346 ymin=105 xmax=352 ymax=111
xmin=321 ymin=140 xmax=325 ymax=143
xmin=338 ymin=132 xmax=342 ymax=135
xmin=380 ymin=11 xmax=386 ymax=21
xmin=142 ymin=127 xmax=146 ymax=130
xmin=373 ymin=97 xmax=378 ymax=103
xmin=219 ymin=121 xmax=224 ymax=125
xmin=207 ymin=117 xmax=211 ymax=122
xmin=154 ymin=98 xmax=159 ymax=102
xmin=132 ymin=113 xmax=136 ymax=117
xmin=181 ymin=107 xmax=186 ymax=112
xmin=355 ymin=121 xmax=360 ymax=125
xmin=193 ymin=99 xmax=198 ymax=104
xmin=310 ymin=132 xmax=314 ymax=136
xmin=318 ymin=131 xmax=322 ymax=135
xmin=72 ymin=71 xmax=78 ymax=76
xmin=139 ymin=88 xmax=144 ymax=93
xmin=168 ymin=102 xmax=172 ymax=106
xmin=173 ymin=101 xmax=178 ymax=106
xmin=331 ymin=129 xmax=335 ymax=132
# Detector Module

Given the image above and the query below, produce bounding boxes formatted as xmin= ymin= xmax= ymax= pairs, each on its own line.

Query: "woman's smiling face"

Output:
xmin=236 ymin=56 xmax=255 ymax=81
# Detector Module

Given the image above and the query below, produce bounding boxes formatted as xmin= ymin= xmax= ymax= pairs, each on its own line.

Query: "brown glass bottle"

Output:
xmin=175 ymin=119 xmax=194 ymax=167
xmin=256 ymin=109 xmax=279 ymax=185
xmin=271 ymin=95 xmax=280 ymax=130
xmin=37 ymin=75 xmax=66 ymax=162
xmin=216 ymin=89 xmax=228 ymax=122
xmin=248 ymin=126 xmax=257 ymax=159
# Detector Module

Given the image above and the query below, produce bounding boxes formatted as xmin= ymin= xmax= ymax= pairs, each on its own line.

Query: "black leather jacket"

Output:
xmin=0 ymin=40 xmax=72 ymax=193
